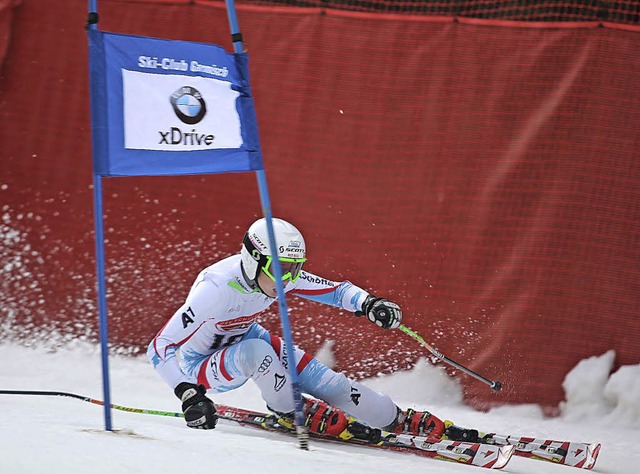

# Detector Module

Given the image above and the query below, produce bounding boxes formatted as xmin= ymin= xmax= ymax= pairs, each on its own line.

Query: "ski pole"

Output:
xmin=398 ymin=324 xmax=503 ymax=392
xmin=0 ymin=389 xmax=184 ymax=417
xmin=0 ymin=390 xmax=284 ymax=432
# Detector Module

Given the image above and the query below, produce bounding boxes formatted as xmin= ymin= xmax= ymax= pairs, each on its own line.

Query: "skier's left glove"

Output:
xmin=174 ymin=382 xmax=218 ymax=430
xmin=356 ymin=295 xmax=402 ymax=329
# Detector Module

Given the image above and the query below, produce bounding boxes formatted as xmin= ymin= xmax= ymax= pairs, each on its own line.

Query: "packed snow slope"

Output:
xmin=0 ymin=342 xmax=637 ymax=473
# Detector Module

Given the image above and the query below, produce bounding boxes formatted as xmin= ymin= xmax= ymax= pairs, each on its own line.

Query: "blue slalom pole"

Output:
xmin=87 ymin=0 xmax=113 ymax=431
xmin=224 ymin=0 xmax=309 ymax=449
xmin=92 ymin=175 xmax=113 ymax=431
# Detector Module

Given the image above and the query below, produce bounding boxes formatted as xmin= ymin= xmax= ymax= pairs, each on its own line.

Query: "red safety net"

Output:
xmin=1 ymin=0 xmax=638 ymax=409
xmin=239 ymin=0 xmax=640 ymax=25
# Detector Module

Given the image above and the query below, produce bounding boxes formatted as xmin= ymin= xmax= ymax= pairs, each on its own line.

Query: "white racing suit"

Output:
xmin=147 ymin=253 xmax=398 ymax=428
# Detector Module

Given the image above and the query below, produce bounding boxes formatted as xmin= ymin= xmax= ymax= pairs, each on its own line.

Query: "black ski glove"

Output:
xmin=355 ymin=295 xmax=402 ymax=329
xmin=174 ymin=382 xmax=218 ymax=430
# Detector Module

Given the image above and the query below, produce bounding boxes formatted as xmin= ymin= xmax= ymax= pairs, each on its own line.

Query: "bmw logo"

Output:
xmin=170 ymin=86 xmax=207 ymax=125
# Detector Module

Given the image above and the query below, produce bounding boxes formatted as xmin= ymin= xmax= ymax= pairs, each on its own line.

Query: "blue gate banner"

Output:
xmin=88 ymin=30 xmax=263 ymax=176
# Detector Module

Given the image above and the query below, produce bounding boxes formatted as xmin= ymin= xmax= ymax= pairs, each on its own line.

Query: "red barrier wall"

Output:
xmin=1 ymin=0 xmax=639 ymax=409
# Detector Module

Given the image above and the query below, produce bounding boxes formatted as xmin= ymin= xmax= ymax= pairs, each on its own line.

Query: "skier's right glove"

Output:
xmin=174 ymin=382 xmax=218 ymax=430
xmin=356 ymin=295 xmax=403 ymax=329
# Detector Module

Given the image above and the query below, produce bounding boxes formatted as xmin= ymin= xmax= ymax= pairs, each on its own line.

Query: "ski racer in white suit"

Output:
xmin=148 ymin=218 xmax=446 ymax=439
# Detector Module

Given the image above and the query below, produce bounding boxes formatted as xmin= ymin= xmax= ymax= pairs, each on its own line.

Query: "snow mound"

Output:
xmin=560 ymin=350 xmax=640 ymax=428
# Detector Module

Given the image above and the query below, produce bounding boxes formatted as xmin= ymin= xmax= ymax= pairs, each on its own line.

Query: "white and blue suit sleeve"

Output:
xmin=288 ymin=271 xmax=369 ymax=312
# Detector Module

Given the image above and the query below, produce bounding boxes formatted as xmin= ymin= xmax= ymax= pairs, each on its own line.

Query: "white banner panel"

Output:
xmin=122 ymin=69 xmax=242 ymax=151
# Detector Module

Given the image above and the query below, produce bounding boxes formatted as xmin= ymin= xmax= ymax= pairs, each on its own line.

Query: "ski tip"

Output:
xmin=494 ymin=444 xmax=516 ymax=469
xmin=583 ymin=443 xmax=601 ymax=470
xmin=474 ymin=443 xmax=515 ymax=469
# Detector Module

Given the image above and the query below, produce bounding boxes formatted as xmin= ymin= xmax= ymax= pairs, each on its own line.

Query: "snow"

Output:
xmin=0 ymin=343 xmax=638 ymax=473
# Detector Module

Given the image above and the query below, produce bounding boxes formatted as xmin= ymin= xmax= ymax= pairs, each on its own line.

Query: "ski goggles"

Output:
xmin=262 ymin=255 xmax=307 ymax=283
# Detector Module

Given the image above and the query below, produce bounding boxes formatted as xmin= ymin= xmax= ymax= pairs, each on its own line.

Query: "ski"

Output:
xmin=485 ymin=433 xmax=601 ymax=470
xmin=216 ymin=404 xmax=514 ymax=469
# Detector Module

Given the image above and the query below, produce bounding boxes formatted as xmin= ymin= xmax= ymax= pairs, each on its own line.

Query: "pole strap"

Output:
xmin=85 ymin=12 xmax=99 ymax=30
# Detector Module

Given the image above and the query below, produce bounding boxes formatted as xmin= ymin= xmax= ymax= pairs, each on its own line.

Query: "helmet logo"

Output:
xmin=251 ymin=249 xmax=261 ymax=261
xmin=279 ymin=240 xmax=303 ymax=256
xmin=250 ymin=232 xmax=267 ymax=251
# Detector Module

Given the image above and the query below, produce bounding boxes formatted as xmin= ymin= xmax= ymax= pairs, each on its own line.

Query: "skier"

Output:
xmin=147 ymin=217 xmax=448 ymax=440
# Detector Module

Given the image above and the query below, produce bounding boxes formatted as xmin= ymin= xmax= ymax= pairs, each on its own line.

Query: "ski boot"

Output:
xmin=385 ymin=407 xmax=446 ymax=438
xmin=271 ymin=398 xmax=381 ymax=443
